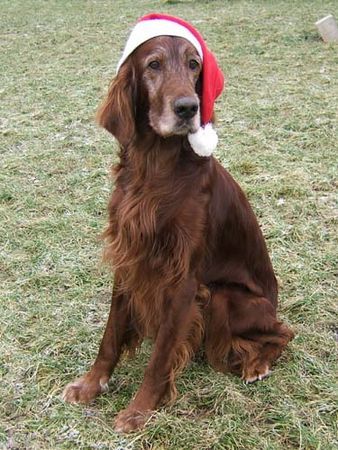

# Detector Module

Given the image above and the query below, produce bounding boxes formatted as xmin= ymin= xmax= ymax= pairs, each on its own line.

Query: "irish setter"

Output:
xmin=62 ymin=35 xmax=294 ymax=432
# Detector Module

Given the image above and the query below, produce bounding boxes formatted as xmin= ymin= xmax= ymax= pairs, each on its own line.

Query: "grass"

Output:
xmin=1 ymin=0 xmax=337 ymax=448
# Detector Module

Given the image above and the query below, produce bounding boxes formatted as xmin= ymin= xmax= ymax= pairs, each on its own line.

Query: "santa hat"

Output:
xmin=116 ymin=13 xmax=224 ymax=157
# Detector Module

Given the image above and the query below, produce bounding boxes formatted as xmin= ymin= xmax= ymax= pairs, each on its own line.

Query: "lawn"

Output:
xmin=1 ymin=0 xmax=337 ymax=449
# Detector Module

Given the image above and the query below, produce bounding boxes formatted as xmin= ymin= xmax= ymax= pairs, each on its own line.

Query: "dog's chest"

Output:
xmin=113 ymin=181 xmax=207 ymax=275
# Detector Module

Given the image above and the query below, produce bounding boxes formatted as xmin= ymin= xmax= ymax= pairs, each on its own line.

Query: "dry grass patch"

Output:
xmin=1 ymin=1 xmax=337 ymax=449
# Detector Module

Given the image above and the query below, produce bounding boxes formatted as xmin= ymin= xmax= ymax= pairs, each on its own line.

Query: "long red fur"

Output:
xmin=63 ymin=36 xmax=294 ymax=432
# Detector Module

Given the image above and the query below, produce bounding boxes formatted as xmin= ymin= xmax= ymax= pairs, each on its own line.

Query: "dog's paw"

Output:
xmin=242 ymin=364 xmax=271 ymax=384
xmin=114 ymin=408 xmax=150 ymax=433
xmin=62 ymin=374 xmax=109 ymax=404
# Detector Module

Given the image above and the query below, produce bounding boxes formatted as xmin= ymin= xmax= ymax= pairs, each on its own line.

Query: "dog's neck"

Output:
xmin=119 ymin=131 xmax=209 ymax=182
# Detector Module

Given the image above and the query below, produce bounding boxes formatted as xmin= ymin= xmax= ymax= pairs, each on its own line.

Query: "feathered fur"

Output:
xmin=62 ymin=36 xmax=294 ymax=433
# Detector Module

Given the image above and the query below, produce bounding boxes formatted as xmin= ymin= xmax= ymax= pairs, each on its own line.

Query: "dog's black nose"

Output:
xmin=174 ymin=97 xmax=199 ymax=120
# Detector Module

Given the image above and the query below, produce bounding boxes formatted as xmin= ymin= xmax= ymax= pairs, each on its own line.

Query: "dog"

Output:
xmin=62 ymin=14 xmax=294 ymax=433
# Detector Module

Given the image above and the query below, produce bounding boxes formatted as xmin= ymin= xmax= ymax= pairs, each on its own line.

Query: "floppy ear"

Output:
xmin=196 ymin=76 xmax=216 ymax=124
xmin=195 ymin=76 xmax=202 ymax=100
xmin=96 ymin=60 xmax=136 ymax=147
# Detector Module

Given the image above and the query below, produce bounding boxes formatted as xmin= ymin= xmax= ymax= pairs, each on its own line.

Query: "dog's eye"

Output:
xmin=189 ymin=59 xmax=199 ymax=70
xmin=148 ymin=60 xmax=161 ymax=70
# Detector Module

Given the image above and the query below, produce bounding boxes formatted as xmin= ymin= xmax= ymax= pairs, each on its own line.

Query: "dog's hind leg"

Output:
xmin=62 ymin=284 xmax=138 ymax=404
xmin=205 ymin=288 xmax=294 ymax=382
xmin=204 ymin=290 xmax=232 ymax=373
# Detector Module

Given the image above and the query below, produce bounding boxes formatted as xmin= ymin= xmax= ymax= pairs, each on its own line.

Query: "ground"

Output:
xmin=1 ymin=1 xmax=337 ymax=449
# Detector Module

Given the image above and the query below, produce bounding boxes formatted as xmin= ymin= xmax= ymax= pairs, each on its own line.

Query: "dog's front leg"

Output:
xmin=62 ymin=283 xmax=133 ymax=404
xmin=114 ymin=278 xmax=200 ymax=433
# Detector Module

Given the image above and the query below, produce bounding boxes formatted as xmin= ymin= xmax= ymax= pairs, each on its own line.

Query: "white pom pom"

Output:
xmin=188 ymin=123 xmax=218 ymax=157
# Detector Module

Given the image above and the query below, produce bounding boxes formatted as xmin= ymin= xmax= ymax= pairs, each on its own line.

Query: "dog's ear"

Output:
xmin=195 ymin=76 xmax=217 ymax=124
xmin=96 ymin=60 xmax=136 ymax=147
xmin=195 ymin=75 xmax=202 ymax=99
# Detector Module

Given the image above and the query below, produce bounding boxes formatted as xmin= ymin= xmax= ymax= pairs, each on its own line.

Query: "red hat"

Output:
xmin=117 ymin=13 xmax=225 ymax=156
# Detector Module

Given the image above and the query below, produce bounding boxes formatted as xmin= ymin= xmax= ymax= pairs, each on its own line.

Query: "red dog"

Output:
xmin=63 ymin=14 xmax=293 ymax=432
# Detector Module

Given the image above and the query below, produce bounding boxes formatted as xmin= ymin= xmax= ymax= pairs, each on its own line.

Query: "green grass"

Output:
xmin=1 ymin=0 xmax=337 ymax=448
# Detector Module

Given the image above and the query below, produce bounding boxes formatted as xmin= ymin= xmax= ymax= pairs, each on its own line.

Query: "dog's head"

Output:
xmin=97 ymin=36 xmax=202 ymax=147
